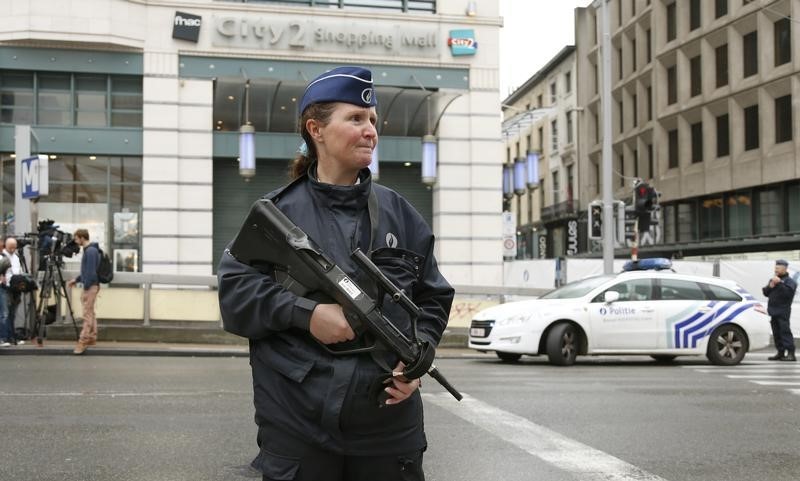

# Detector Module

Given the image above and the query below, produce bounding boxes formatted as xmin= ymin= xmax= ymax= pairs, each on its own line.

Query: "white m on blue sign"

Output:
xmin=21 ymin=154 xmax=49 ymax=199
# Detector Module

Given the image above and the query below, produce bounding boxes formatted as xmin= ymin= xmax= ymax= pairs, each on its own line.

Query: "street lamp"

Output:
xmin=526 ymin=150 xmax=540 ymax=189
xmin=369 ymin=144 xmax=380 ymax=180
xmin=421 ymin=134 xmax=437 ymax=186
xmin=238 ymin=79 xmax=255 ymax=181
xmin=502 ymin=163 xmax=513 ymax=200
xmin=513 ymin=156 xmax=526 ymax=195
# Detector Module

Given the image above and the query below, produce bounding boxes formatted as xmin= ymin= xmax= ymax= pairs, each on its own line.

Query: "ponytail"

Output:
xmin=288 ymin=103 xmax=337 ymax=180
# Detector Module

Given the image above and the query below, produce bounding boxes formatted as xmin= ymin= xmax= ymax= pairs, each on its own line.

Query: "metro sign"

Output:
xmin=21 ymin=154 xmax=49 ymax=199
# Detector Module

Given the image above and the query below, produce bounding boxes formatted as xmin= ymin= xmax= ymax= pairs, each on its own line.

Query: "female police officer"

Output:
xmin=217 ymin=66 xmax=454 ymax=481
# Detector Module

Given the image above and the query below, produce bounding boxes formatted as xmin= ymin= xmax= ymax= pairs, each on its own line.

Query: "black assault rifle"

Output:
xmin=228 ymin=199 xmax=462 ymax=402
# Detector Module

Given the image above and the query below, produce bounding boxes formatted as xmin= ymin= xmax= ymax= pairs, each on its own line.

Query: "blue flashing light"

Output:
xmin=623 ymin=258 xmax=673 ymax=272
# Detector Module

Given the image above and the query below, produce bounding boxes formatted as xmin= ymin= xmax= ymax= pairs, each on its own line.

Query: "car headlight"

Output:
xmin=496 ymin=313 xmax=535 ymax=327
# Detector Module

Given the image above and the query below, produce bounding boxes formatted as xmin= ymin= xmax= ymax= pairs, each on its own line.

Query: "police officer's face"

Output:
xmin=775 ymin=265 xmax=788 ymax=276
xmin=312 ymin=103 xmax=377 ymax=172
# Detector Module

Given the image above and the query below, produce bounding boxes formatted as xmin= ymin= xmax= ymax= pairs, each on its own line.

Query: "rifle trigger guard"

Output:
xmin=402 ymin=341 xmax=435 ymax=380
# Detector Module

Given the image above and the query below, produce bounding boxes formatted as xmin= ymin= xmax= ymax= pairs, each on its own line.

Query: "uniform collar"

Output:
xmin=307 ymin=161 xmax=372 ymax=210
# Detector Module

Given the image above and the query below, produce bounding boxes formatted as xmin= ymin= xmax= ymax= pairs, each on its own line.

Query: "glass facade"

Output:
xmin=0 ymin=71 xmax=142 ymax=127
xmin=726 ymin=191 xmax=752 ymax=238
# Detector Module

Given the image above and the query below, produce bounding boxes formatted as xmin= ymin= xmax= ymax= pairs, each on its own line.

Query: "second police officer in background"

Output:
xmin=217 ymin=66 xmax=454 ymax=481
xmin=763 ymin=259 xmax=797 ymax=361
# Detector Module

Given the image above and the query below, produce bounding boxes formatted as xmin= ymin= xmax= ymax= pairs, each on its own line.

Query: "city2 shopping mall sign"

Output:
xmin=448 ymin=29 xmax=477 ymax=56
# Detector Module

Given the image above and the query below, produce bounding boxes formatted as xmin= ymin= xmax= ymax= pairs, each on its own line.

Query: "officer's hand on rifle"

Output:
xmin=309 ymin=303 xmax=356 ymax=344
xmin=383 ymin=361 xmax=421 ymax=406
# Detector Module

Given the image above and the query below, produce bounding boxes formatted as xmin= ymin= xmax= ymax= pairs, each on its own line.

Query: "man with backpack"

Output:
xmin=67 ymin=229 xmax=102 ymax=355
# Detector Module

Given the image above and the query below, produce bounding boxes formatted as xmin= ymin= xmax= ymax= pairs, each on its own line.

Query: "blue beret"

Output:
xmin=299 ymin=66 xmax=377 ymax=115
xmin=776 ymin=259 xmax=789 ymax=267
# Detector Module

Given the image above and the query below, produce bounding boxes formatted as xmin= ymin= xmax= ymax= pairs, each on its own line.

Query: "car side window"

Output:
xmin=592 ymin=279 xmax=654 ymax=302
xmin=704 ymin=284 xmax=742 ymax=301
xmin=658 ymin=279 xmax=708 ymax=301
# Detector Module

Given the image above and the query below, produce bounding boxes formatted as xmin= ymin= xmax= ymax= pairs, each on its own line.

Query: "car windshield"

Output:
xmin=540 ymin=275 xmax=616 ymax=299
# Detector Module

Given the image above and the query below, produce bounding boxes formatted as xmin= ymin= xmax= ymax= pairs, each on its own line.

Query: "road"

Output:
xmin=1 ymin=353 xmax=798 ymax=480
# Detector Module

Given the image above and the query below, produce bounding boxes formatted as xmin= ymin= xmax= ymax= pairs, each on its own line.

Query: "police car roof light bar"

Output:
xmin=622 ymin=258 xmax=673 ymax=272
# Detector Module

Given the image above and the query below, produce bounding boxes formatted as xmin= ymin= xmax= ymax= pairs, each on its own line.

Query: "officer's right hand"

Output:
xmin=309 ymin=303 xmax=356 ymax=344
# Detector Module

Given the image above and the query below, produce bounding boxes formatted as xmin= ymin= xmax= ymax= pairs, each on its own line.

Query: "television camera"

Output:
xmin=36 ymin=219 xmax=81 ymax=260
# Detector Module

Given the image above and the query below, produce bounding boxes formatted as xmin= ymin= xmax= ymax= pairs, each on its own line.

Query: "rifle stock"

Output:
xmin=229 ymin=199 xmax=462 ymax=401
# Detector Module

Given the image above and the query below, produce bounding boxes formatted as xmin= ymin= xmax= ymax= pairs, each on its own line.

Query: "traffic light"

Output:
xmin=588 ymin=201 xmax=603 ymax=240
xmin=633 ymin=181 xmax=659 ymax=233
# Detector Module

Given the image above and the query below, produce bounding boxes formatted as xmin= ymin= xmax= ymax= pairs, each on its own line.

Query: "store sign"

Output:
xmin=173 ymin=11 xmax=202 ymax=42
xmin=566 ymin=220 xmax=579 ymax=256
xmin=212 ymin=16 xmax=438 ymax=57
xmin=448 ymin=29 xmax=477 ymax=56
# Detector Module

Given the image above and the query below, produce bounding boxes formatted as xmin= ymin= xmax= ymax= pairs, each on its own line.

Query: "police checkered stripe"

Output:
xmin=669 ymin=301 xmax=754 ymax=349
xmin=735 ymin=287 xmax=756 ymax=301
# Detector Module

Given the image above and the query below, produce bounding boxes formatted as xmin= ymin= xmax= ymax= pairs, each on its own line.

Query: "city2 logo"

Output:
xmin=173 ymin=11 xmax=202 ymax=42
xmin=448 ymin=29 xmax=478 ymax=56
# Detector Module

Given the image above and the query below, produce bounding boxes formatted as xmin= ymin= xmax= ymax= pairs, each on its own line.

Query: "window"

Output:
xmin=726 ymin=191 xmax=752 ymax=237
xmin=646 ymin=29 xmax=652 ymax=63
xmin=618 ymin=153 xmax=625 ymax=188
xmin=540 ymin=176 xmax=546 ymax=208
xmin=775 ymin=95 xmax=793 ymax=144
xmin=633 ymin=149 xmax=639 ymax=178
xmin=594 ymin=162 xmax=600 ymax=194
xmin=715 ymin=44 xmax=728 ymax=87
xmin=632 ymin=38 xmax=637 ymax=72
xmin=744 ymin=104 xmax=759 ymax=151
xmin=594 ymin=64 xmax=599 ymax=94
xmin=647 ymin=144 xmax=654 ymax=179
xmin=551 ymin=120 xmax=558 ymax=151
xmin=538 ymin=126 xmax=544 ymax=151
xmin=677 ymin=202 xmax=697 ymax=241
xmin=618 ymin=99 xmax=624 ymax=132
xmin=743 ymin=31 xmax=758 ymax=77
xmin=552 ymin=171 xmax=560 ymax=204
xmin=690 ymin=0 xmax=701 ymax=31
xmin=526 ymin=133 xmax=532 ymax=152
xmin=716 ymin=113 xmax=730 ymax=157
xmin=0 ymin=71 xmax=34 ymax=124
xmin=567 ymin=165 xmax=574 ymax=203
xmin=667 ymin=65 xmax=677 ymax=105
xmin=690 ymin=55 xmax=702 ymax=97
xmin=715 ymin=0 xmax=727 ymax=18
xmin=775 ymin=18 xmax=791 ymax=66
xmin=594 ymin=112 xmax=599 ymax=143
xmin=566 ymin=111 xmax=574 ymax=144
xmin=663 ymin=204 xmax=676 ymax=243
xmin=659 ymin=279 xmax=706 ymax=301
xmin=666 ymin=3 xmax=677 ymax=42
xmin=75 ymin=75 xmax=107 ymax=127
xmin=691 ymin=122 xmax=703 ymax=163
xmin=595 ymin=279 xmax=654 ymax=302
xmin=632 ymin=94 xmax=638 ymax=127
xmin=705 ymin=284 xmax=742 ymax=301
xmin=37 ymin=73 xmax=71 ymax=126
xmin=756 ymin=188 xmax=781 ymax=235
xmin=788 ymin=184 xmax=800 ymax=232
xmin=700 ymin=197 xmax=723 ymax=239
xmin=565 ymin=71 xmax=572 ymax=93
xmin=537 ymin=94 xmax=543 ymax=108
xmin=668 ymin=129 xmax=679 ymax=168
xmin=550 ymin=82 xmax=557 ymax=103
xmin=507 ymin=147 xmax=512 ymax=164
xmin=647 ymin=86 xmax=653 ymax=120
xmin=618 ymin=47 xmax=624 ymax=79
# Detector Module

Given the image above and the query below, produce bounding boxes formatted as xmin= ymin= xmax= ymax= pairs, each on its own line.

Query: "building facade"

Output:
xmin=0 ymin=0 xmax=504 ymax=284
xmin=501 ymin=46 xmax=581 ymax=259
xmin=575 ymin=0 xmax=800 ymax=259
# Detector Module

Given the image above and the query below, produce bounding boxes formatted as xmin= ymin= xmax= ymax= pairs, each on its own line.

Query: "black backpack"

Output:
xmin=96 ymin=247 xmax=114 ymax=284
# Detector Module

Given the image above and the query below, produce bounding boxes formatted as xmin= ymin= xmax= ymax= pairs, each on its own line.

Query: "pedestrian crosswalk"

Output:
xmin=684 ymin=359 xmax=800 ymax=396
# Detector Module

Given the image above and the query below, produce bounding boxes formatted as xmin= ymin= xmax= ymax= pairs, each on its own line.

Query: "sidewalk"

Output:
xmin=0 ymin=339 xmax=494 ymax=359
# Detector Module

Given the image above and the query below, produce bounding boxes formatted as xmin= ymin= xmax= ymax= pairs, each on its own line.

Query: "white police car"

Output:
xmin=469 ymin=259 xmax=771 ymax=366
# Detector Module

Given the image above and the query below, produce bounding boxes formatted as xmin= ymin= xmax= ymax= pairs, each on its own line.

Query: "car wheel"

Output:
xmin=546 ymin=322 xmax=578 ymax=366
xmin=706 ymin=324 xmax=748 ymax=366
xmin=650 ymin=355 xmax=677 ymax=363
xmin=496 ymin=351 xmax=522 ymax=362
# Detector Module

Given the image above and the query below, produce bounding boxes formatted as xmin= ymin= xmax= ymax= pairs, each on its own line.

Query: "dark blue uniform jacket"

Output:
xmin=217 ymin=167 xmax=454 ymax=457
xmin=762 ymin=274 xmax=797 ymax=317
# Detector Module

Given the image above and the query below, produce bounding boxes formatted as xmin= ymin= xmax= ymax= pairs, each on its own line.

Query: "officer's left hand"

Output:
xmin=384 ymin=361 xmax=420 ymax=406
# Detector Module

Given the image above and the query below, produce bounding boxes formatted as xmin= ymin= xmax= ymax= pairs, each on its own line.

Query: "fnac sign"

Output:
xmin=448 ymin=29 xmax=477 ymax=56
xmin=173 ymin=11 xmax=202 ymax=42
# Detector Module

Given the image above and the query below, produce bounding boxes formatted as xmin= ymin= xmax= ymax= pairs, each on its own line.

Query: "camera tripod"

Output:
xmin=31 ymin=253 xmax=79 ymax=346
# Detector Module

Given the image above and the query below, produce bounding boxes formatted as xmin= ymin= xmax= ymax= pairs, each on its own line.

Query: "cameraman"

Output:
xmin=66 ymin=229 xmax=100 ymax=355
xmin=2 ymin=237 xmax=24 ymax=346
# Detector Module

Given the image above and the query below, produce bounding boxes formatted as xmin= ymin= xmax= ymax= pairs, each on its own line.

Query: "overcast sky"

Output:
xmin=499 ymin=0 xmax=591 ymax=101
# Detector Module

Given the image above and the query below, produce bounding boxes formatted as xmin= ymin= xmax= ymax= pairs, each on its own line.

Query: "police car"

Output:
xmin=469 ymin=259 xmax=771 ymax=366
